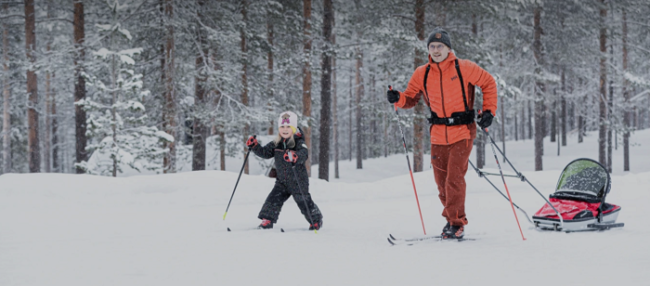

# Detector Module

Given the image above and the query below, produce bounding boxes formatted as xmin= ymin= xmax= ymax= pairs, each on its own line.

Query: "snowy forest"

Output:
xmin=0 ymin=0 xmax=649 ymax=179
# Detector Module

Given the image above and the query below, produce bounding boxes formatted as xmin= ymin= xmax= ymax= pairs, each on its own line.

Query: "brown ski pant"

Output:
xmin=430 ymin=139 xmax=472 ymax=226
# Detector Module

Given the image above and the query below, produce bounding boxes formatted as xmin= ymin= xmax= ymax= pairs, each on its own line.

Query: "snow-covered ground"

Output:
xmin=1 ymin=129 xmax=649 ymax=285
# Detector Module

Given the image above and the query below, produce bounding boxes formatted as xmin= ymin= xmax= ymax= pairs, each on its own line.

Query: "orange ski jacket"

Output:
xmin=395 ymin=52 xmax=497 ymax=145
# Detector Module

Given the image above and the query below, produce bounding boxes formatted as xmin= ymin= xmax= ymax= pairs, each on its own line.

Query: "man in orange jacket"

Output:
xmin=387 ymin=28 xmax=497 ymax=239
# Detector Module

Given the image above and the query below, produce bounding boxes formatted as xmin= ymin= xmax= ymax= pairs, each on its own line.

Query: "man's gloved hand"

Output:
xmin=387 ymin=89 xmax=400 ymax=104
xmin=246 ymin=135 xmax=258 ymax=148
xmin=477 ymin=111 xmax=494 ymax=129
xmin=283 ymin=150 xmax=298 ymax=164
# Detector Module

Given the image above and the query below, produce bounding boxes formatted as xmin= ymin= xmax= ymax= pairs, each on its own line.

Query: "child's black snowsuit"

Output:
xmin=251 ymin=131 xmax=323 ymax=224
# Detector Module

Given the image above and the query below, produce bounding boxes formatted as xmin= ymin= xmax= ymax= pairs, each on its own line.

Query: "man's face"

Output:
xmin=428 ymin=42 xmax=450 ymax=63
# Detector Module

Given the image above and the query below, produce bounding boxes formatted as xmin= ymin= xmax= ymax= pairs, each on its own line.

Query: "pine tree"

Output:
xmin=79 ymin=0 xmax=168 ymax=176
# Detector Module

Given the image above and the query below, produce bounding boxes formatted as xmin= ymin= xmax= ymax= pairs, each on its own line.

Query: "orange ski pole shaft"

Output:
xmin=390 ymin=86 xmax=426 ymax=235
xmin=483 ymin=127 xmax=526 ymax=240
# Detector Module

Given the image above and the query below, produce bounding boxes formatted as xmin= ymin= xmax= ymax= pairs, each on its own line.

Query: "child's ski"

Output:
xmin=387 ymin=234 xmax=475 ymax=245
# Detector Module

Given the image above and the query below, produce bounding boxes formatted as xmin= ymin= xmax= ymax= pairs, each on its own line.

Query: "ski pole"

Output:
xmin=389 ymin=85 xmax=426 ymax=235
xmin=481 ymin=129 xmax=564 ymax=230
xmin=468 ymin=159 xmax=533 ymax=225
xmin=481 ymin=127 xmax=526 ymax=240
xmin=288 ymin=152 xmax=318 ymax=234
xmin=223 ymin=135 xmax=255 ymax=221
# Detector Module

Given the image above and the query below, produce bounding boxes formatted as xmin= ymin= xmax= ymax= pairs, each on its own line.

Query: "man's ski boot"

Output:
xmin=309 ymin=220 xmax=323 ymax=231
xmin=443 ymin=225 xmax=464 ymax=239
xmin=258 ymin=219 xmax=274 ymax=229
xmin=441 ymin=222 xmax=450 ymax=235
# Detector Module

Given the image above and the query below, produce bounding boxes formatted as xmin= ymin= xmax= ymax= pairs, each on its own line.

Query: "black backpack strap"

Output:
xmin=422 ymin=65 xmax=435 ymax=119
xmin=454 ymin=59 xmax=470 ymax=112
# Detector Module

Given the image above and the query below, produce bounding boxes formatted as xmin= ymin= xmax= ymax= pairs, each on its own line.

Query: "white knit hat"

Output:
xmin=278 ymin=111 xmax=298 ymax=133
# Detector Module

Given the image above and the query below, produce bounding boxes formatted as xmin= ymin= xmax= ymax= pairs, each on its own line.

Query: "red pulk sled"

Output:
xmin=470 ymin=130 xmax=623 ymax=234
xmin=532 ymin=158 xmax=624 ymax=232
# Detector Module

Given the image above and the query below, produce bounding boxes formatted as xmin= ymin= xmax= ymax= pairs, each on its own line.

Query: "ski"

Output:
xmin=226 ymin=226 xmax=312 ymax=233
xmin=387 ymin=234 xmax=475 ymax=245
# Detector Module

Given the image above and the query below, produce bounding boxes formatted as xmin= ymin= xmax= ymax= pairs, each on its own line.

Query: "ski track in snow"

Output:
xmin=1 ymin=130 xmax=649 ymax=285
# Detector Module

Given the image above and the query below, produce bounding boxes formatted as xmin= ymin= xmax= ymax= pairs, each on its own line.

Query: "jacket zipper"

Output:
xmin=436 ymin=63 xmax=449 ymax=144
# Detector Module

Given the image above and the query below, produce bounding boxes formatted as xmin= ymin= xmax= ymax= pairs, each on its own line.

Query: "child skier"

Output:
xmin=245 ymin=111 xmax=323 ymax=230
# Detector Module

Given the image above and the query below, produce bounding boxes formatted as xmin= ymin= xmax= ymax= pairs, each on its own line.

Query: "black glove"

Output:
xmin=387 ymin=89 xmax=400 ymax=104
xmin=477 ymin=111 xmax=494 ymax=129
xmin=246 ymin=135 xmax=258 ymax=148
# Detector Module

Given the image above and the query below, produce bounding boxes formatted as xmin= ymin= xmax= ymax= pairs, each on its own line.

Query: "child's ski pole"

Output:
xmin=389 ymin=85 xmax=426 ymax=235
xmin=223 ymin=135 xmax=255 ymax=222
xmin=288 ymin=151 xmax=318 ymax=234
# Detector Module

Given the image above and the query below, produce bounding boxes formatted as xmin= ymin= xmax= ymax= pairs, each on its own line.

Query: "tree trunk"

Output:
xmin=533 ymin=4 xmax=543 ymax=171
xmin=318 ymin=0 xmax=333 ymax=181
xmin=528 ymin=100 xmax=533 ymax=140
xmin=219 ymin=132 xmax=225 ymax=171
xmin=551 ymin=90 xmax=556 ymax=143
xmin=598 ymin=0 xmax=607 ymax=167
xmin=349 ymin=65 xmax=352 ymax=162
xmin=241 ymin=1 xmax=250 ymax=174
xmin=560 ymin=67 xmax=567 ymax=146
xmin=267 ymin=7 xmax=274 ymax=135
xmin=43 ymin=2 xmax=53 ymax=173
xmin=514 ymin=95 xmax=518 ymax=141
xmin=302 ymin=0 xmax=312 ymax=175
xmin=622 ymin=9 xmax=630 ymax=172
xmin=192 ymin=0 xmax=207 ymax=171
xmin=110 ymin=43 xmax=118 ymax=177
xmin=2 ymin=3 xmax=11 ymax=173
xmin=607 ymin=27 xmax=614 ymax=173
xmin=51 ymin=71 xmax=58 ymax=172
xmin=472 ymin=13 xmax=485 ymax=169
xmin=25 ymin=0 xmax=40 ymax=173
xmin=163 ymin=0 xmax=176 ymax=173
xmin=73 ymin=0 xmax=87 ymax=173
xmin=500 ymin=90 xmax=506 ymax=156
xmin=355 ymin=44 xmax=363 ymax=169
xmin=332 ymin=34 xmax=339 ymax=179
xmin=412 ymin=0 xmax=425 ymax=172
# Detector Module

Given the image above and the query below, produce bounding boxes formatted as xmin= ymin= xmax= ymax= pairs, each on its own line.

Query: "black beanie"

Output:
xmin=427 ymin=28 xmax=452 ymax=50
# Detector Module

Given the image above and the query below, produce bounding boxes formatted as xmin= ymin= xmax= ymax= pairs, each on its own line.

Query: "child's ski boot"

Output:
xmin=258 ymin=219 xmax=274 ymax=229
xmin=309 ymin=220 xmax=323 ymax=230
